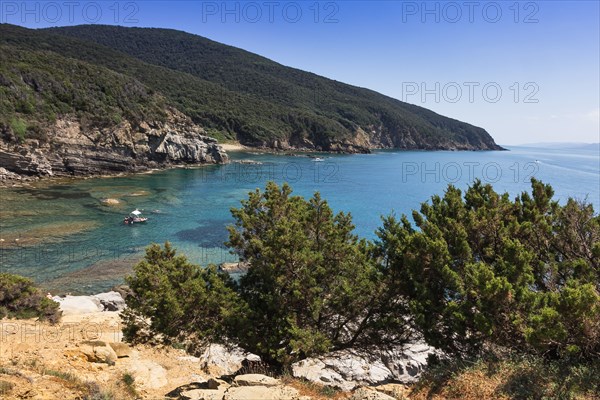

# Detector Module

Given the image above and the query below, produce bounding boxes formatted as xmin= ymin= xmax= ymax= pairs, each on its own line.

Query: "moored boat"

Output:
xmin=124 ymin=209 xmax=148 ymax=225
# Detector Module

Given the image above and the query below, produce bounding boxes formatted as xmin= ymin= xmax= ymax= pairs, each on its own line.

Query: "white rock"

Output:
xmin=199 ymin=344 xmax=261 ymax=376
xmin=292 ymin=343 xmax=434 ymax=391
xmin=93 ymin=291 xmax=126 ymax=311
xmin=53 ymin=295 xmax=103 ymax=315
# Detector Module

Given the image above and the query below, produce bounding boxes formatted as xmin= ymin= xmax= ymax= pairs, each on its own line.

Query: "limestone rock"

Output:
xmin=180 ymin=388 xmax=227 ymax=400
xmin=125 ymin=359 xmax=168 ymax=389
xmin=234 ymin=374 xmax=280 ymax=387
xmin=0 ymin=109 xmax=228 ymax=180
xmin=79 ymin=341 xmax=118 ymax=365
xmin=350 ymin=387 xmax=396 ymax=400
xmin=108 ymin=342 xmax=131 ymax=358
xmin=93 ymin=291 xmax=126 ymax=312
xmin=53 ymin=295 xmax=103 ymax=315
xmin=199 ymin=344 xmax=261 ymax=376
xmin=291 ymin=343 xmax=434 ymax=391
xmin=223 ymin=385 xmax=301 ymax=400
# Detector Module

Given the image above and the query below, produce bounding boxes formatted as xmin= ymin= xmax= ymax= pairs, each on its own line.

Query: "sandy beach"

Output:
xmin=219 ymin=143 xmax=247 ymax=151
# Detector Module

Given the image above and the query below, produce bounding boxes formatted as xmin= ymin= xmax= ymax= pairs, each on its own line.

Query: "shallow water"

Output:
xmin=1 ymin=146 xmax=598 ymax=294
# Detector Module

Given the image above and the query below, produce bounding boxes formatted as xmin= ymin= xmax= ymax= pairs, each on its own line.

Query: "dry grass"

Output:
xmin=281 ymin=375 xmax=348 ymax=400
xmin=409 ymin=356 xmax=600 ymax=400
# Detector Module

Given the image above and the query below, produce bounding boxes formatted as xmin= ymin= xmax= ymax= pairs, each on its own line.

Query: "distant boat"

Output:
xmin=535 ymin=160 xmax=540 ymax=163
xmin=123 ymin=209 xmax=148 ymax=225
xmin=312 ymin=157 xmax=325 ymax=162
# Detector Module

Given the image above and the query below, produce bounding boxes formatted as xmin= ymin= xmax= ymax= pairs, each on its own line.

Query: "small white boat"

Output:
xmin=124 ymin=209 xmax=148 ymax=225
xmin=312 ymin=157 xmax=325 ymax=162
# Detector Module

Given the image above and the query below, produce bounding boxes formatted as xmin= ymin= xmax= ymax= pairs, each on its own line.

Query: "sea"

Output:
xmin=1 ymin=146 xmax=598 ymax=294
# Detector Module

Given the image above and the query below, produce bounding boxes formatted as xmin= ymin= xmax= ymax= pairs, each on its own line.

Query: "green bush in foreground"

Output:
xmin=121 ymin=242 xmax=242 ymax=350
xmin=227 ymin=182 xmax=411 ymax=365
xmin=376 ymin=179 xmax=600 ymax=359
xmin=123 ymin=180 xmax=599 ymax=367
xmin=0 ymin=273 xmax=61 ymax=323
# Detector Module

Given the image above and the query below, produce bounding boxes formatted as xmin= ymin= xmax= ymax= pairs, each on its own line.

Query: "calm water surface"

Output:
xmin=1 ymin=146 xmax=598 ymax=294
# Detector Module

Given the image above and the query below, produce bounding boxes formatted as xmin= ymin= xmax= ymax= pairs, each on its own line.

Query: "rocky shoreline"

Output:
xmin=44 ymin=289 xmax=433 ymax=398
xmin=0 ymin=109 xmax=228 ymax=186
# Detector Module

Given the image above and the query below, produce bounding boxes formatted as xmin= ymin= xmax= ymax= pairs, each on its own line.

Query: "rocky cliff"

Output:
xmin=0 ymin=109 xmax=228 ymax=181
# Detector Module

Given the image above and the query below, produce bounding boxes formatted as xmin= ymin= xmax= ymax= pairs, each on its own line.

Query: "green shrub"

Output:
xmin=121 ymin=242 xmax=242 ymax=350
xmin=0 ymin=273 xmax=61 ymax=323
xmin=9 ymin=118 xmax=27 ymax=142
xmin=227 ymin=182 xmax=411 ymax=366
xmin=123 ymin=183 xmax=412 ymax=367
xmin=376 ymin=179 xmax=600 ymax=359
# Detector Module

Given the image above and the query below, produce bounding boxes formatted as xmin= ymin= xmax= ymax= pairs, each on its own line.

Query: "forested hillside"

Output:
xmin=0 ymin=24 xmax=503 ymax=154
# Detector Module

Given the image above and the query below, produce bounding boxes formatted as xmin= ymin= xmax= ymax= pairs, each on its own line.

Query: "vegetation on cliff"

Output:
xmin=0 ymin=44 xmax=167 ymax=143
xmin=0 ymin=24 xmax=502 ymax=151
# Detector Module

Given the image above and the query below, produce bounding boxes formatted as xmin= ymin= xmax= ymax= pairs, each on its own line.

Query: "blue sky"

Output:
xmin=3 ymin=0 xmax=599 ymax=145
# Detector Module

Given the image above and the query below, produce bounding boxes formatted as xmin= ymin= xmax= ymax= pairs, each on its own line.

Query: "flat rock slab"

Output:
xmin=350 ymin=387 xmax=396 ymax=400
xmin=223 ymin=385 xmax=301 ymax=400
xmin=180 ymin=388 xmax=227 ymax=400
xmin=234 ymin=374 xmax=281 ymax=387
xmin=53 ymin=295 xmax=103 ymax=315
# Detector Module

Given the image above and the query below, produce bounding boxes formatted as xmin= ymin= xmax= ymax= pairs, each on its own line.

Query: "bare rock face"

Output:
xmin=199 ymin=344 xmax=261 ymax=376
xmin=0 ymin=109 xmax=228 ymax=180
xmin=291 ymin=343 xmax=434 ymax=391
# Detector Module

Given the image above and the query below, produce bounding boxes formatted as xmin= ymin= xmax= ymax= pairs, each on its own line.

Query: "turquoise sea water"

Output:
xmin=1 ymin=146 xmax=598 ymax=294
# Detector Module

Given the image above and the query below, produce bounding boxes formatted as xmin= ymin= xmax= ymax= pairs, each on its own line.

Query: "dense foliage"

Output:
xmin=0 ymin=24 xmax=501 ymax=150
xmin=121 ymin=242 xmax=241 ymax=349
xmin=376 ymin=179 xmax=600 ymax=359
xmin=0 ymin=273 xmax=61 ymax=323
xmin=123 ymin=180 xmax=599 ymax=369
xmin=227 ymin=182 xmax=411 ymax=365
xmin=0 ymin=44 xmax=167 ymax=142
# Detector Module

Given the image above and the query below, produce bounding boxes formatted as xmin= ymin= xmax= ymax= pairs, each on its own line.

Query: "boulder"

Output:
xmin=108 ymin=342 xmax=132 ymax=358
xmin=111 ymin=284 xmax=133 ymax=301
xmin=79 ymin=341 xmax=118 ymax=365
xmin=291 ymin=343 xmax=434 ymax=391
xmin=222 ymin=385 xmax=301 ymax=400
xmin=93 ymin=291 xmax=126 ymax=311
xmin=199 ymin=344 xmax=261 ymax=376
xmin=53 ymin=295 xmax=103 ymax=315
xmin=350 ymin=387 xmax=396 ymax=400
xmin=125 ymin=359 xmax=168 ymax=389
xmin=234 ymin=374 xmax=280 ymax=387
